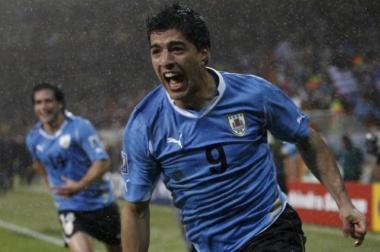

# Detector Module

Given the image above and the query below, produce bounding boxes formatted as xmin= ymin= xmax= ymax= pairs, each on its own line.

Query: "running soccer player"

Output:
xmin=120 ymin=4 xmax=367 ymax=252
xmin=26 ymin=83 xmax=121 ymax=252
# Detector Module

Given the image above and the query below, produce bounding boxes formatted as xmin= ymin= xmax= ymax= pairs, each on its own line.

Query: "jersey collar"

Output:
xmin=165 ymin=67 xmax=226 ymax=118
xmin=38 ymin=111 xmax=72 ymax=139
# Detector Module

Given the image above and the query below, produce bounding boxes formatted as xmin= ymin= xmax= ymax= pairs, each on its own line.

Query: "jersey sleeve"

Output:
xmin=75 ymin=119 xmax=109 ymax=162
xmin=121 ymin=114 xmax=160 ymax=203
xmin=263 ymin=84 xmax=309 ymax=143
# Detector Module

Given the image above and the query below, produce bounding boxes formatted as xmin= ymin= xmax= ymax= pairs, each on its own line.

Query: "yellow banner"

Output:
xmin=372 ymin=183 xmax=380 ymax=232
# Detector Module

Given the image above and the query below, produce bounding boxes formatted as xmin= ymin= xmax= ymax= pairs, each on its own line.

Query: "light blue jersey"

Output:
xmin=26 ymin=112 xmax=114 ymax=211
xmin=122 ymin=68 xmax=309 ymax=252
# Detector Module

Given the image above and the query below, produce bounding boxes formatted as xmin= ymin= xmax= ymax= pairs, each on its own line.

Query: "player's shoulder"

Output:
xmin=26 ymin=122 xmax=42 ymax=145
xmin=65 ymin=111 xmax=93 ymax=128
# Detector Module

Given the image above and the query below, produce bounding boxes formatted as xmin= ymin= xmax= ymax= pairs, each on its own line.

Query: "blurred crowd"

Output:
xmin=257 ymin=40 xmax=380 ymax=128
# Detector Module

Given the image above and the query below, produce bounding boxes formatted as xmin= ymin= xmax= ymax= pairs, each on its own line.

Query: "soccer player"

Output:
xmin=120 ymin=4 xmax=367 ymax=252
xmin=26 ymin=83 xmax=122 ymax=252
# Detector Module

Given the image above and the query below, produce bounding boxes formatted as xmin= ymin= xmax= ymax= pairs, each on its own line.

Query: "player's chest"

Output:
xmin=35 ymin=133 xmax=74 ymax=168
xmin=152 ymin=109 xmax=265 ymax=159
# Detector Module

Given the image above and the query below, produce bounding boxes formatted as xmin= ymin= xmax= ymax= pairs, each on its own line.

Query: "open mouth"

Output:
xmin=163 ymin=72 xmax=185 ymax=91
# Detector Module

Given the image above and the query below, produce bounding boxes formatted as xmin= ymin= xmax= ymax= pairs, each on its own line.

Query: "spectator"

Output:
xmin=337 ymin=133 xmax=364 ymax=182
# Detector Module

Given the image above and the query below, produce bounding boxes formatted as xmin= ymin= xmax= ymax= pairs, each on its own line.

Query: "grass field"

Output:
xmin=0 ymin=181 xmax=380 ymax=252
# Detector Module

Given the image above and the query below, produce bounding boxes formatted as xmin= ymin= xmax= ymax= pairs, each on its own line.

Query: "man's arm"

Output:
xmin=296 ymin=128 xmax=367 ymax=246
xmin=33 ymin=160 xmax=49 ymax=186
xmin=54 ymin=159 xmax=111 ymax=197
xmin=121 ymin=201 xmax=150 ymax=252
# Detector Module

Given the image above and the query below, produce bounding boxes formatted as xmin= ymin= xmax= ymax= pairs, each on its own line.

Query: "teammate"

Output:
xmin=26 ymin=83 xmax=121 ymax=252
xmin=120 ymin=4 xmax=367 ymax=252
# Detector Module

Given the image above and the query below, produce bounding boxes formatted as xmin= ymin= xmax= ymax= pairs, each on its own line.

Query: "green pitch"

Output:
xmin=0 ymin=181 xmax=379 ymax=252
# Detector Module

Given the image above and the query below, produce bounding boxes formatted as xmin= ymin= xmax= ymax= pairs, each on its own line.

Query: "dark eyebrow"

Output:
xmin=150 ymin=40 xmax=186 ymax=50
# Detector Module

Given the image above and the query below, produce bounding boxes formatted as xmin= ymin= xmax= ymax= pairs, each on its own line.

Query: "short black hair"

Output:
xmin=146 ymin=3 xmax=211 ymax=51
xmin=32 ymin=82 xmax=65 ymax=111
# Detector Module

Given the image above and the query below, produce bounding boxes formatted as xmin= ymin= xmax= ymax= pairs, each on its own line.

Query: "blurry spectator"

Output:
xmin=0 ymin=137 xmax=17 ymax=194
xmin=327 ymin=53 xmax=359 ymax=112
xmin=337 ymin=133 xmax=364 ymax=182
xmin=354 ymin=92 xmax=380 ymax=125
xmin=365 ymin=133 xmax=380 ymax=182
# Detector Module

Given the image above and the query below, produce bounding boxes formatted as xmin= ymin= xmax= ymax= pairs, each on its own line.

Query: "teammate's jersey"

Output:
xmin=26 ymin=112 xmax=114 ymax=211
xmin=122 ymin=68 xmax=309 ymax=252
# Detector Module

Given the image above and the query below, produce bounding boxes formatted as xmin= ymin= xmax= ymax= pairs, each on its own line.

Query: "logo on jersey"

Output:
xmin=59 ymin=134 xmax=71 ymax=149
xmin=36 ymin=144 xmax=44 ymax=152
xmin=297 ymin=114 xmax=306 ymax=124
xmin=227 ymin=112 xmax=247 ymax=136
xmin=167 ymin=133 xmax=183 ymax=149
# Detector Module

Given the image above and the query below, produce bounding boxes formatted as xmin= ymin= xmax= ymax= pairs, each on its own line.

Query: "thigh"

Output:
xmin=58 ymin=211 xmax=84 ymax=246
xmin=80 ymin=203 xmax=122 ymax=246
xmin=239 ymin=204 xmax=306 ymax=252
xmin=68 ymin=232 xmax=93 ymax=252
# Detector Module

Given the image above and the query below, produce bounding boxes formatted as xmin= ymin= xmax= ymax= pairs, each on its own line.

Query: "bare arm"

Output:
xmin=296 ymin=128 xmax=367 ymax=246
xmin=121 ymin=201 xmax=150 ymax=252
xmin=54 ymin=159 xmax=111 ymax=197
xmin=33 ymin=160 xmax=49 ymax=186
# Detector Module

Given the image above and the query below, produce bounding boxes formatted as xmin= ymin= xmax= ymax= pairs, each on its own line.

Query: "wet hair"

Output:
xmin=146 ymin=3 xmax=211 ymax=51
xmin=32 ymin=82 xmax=65 ymax=111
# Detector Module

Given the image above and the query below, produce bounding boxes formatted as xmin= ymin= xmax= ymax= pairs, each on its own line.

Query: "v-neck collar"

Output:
xmin=38 ymin=111 xmax=72 ymax=139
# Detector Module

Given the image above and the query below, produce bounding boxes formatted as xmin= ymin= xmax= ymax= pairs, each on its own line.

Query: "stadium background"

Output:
xmin=1 ymin=0 xmax=380 ymax=251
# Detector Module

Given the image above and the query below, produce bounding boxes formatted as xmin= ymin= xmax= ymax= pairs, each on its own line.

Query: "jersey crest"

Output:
xmin=227 ymin=112 xmax=247 ymax=136
xmin=59 ymin=134 xmax=71 ymax=149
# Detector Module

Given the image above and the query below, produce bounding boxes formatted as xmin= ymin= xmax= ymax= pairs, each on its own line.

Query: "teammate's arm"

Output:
xmin=296 ymin=127 xmax=367 ymax=246
xmin=33 ymin=160 xmax=49 ymax=186
xmin=54 ymin=159 xmax=111 ymax=197
xmin=121 ymin=201 xmax=150 ymax=252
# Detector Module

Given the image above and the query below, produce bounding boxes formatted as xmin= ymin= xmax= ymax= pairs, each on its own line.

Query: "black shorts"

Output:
xmin=238 ymin=204 xmax=306 ymax=252
xmin=58 ymin=202 xmax=121 ymax=246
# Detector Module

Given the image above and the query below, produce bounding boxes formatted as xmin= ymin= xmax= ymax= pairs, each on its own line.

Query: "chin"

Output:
xmin=169 ymin=91 xmax=188 ymax=101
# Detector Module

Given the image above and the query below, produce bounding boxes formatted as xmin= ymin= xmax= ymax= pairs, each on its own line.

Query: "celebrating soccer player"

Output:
xmin=26 ymin=83 xmax=122 ymax=252
xmin=120 ymin=4 xmax=367 ymax=252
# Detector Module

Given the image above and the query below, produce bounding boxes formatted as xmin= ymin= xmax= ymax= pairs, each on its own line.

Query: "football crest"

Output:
xmin=59 ymin=134 xmax=71 ymax=149
xmin=227 ymin=112 xmax=247 ymax=136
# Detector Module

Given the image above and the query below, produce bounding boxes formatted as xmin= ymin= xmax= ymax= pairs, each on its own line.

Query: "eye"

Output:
xmin=171 ymin=46 xmax=185 ymax=54
xmin=150 ymin=47 xmax=161 ymax=57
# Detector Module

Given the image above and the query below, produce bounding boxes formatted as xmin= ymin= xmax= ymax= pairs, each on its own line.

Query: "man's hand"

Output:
xmin=339 ymin=204 xmax=367 ymax=247
xmin=52 ymin=176 xmax=84 ymax=198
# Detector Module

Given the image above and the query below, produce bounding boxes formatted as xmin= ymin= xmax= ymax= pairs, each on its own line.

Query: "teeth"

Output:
xmin=164 ymin=72 xmax=177 ymax=78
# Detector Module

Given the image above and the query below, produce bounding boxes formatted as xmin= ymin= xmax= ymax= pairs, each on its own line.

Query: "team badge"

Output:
xmin=59 ymin=134 xmax=71 ymax=149
xmin=227 ymin=112 xmax=247 ymax=136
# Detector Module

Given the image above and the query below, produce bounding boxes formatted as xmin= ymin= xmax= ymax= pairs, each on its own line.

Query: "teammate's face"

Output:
xmin=149 ymin=29 xmax=209 ymax=107
xmin=33 ymin=89 xmax=63 ymax=125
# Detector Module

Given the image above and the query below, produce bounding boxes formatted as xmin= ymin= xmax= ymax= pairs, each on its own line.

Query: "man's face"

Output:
xmin=149 ymin=29 xmax=209 ymax=104
xmin=33 ymin=89 xmax=63 ymax=125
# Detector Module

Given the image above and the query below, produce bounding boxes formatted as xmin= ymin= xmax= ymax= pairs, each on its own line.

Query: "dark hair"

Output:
xmin=146 ymin=3 xmax=211 ymax=51
xmin=32 ymin=82 xmax=65 ymax=111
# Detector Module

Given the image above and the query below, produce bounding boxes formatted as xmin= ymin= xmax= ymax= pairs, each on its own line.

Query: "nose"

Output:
xmin=159 ymin=49 xmax=175 ymax=69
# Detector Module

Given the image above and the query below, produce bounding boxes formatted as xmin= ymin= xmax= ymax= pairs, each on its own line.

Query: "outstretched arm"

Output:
xmin=121 ymin=201 xmax=150 ymax=252
xmin=296 ymin=128 xmax=367 ymax=246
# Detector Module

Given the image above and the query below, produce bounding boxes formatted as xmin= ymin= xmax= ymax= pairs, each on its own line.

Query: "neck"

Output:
xmin=43 ymin=112 xmax=65 ymax=134
xmin=181 ymin=69 xmax=217 ymax=111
